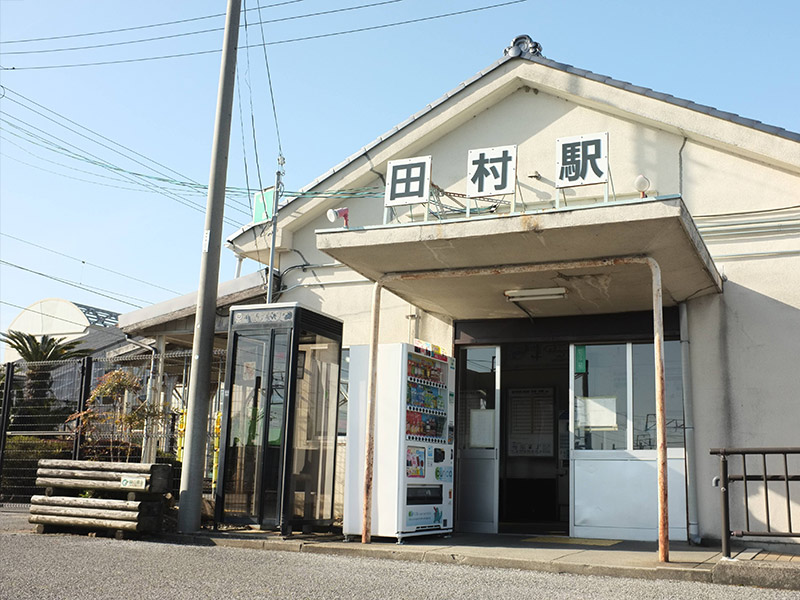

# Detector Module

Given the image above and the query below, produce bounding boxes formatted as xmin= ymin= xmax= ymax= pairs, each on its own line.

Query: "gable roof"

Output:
xmin=300 ymin=46 xmax=800 ymax=196
xmin=227 ymin=36 xmax=800 ymax=251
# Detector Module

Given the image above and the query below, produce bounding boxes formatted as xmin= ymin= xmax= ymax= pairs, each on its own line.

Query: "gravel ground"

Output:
xmin=1 ymin=511 xmax=799 ymax=600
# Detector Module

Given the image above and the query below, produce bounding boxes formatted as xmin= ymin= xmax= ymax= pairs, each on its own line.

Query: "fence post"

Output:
xmin=72 ymin=357 xmax=93 ymax=461
xmin=0 ymin=362 xmax=15 ymax=492
xmin=720 ymin=453 xmax=731 ymax=558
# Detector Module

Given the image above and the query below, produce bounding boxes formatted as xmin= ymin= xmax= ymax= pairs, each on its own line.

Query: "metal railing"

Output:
xmin=710 ymin=447 xmax=800 ymax=557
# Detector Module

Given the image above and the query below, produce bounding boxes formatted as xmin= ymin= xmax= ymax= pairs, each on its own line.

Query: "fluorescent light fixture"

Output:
xmin=504 ymin=287 xmax=567 ymax=301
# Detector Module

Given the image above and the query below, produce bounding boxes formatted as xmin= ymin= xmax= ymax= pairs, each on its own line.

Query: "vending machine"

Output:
xmin=344 ymin=343 xmax=456 ymax=542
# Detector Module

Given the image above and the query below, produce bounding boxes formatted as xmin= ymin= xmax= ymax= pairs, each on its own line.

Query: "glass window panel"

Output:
xmin=261 ymin=331 xmax=290 ymax=523
xmin=632 ymin=341 xmax=685 ymax=449
xmin=289 ymin=332 xmax=340 ymax=522
xmin=337 ymin=349 xmax=349 ymax=436
xmin=223 ymin=333 xmax=269 ymax=520
xmin=458 ymin=347 xmax=497 ymax=450
xmin=573 ymin=344 xmax=627 ymax=451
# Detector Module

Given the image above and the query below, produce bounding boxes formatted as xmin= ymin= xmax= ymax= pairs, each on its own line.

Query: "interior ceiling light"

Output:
xmin=504 ymin=287 xmax=567 ymax=301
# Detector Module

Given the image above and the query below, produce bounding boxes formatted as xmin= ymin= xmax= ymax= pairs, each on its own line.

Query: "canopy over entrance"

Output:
xmin=316 ymin=197 xmax=722 ymax=320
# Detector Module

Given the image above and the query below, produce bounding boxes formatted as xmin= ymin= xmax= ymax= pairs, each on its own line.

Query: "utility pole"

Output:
xmin=178 ymin=0 xmax=242 ymax=533
xmin=266 ymin=163 xmax=283 ymax=301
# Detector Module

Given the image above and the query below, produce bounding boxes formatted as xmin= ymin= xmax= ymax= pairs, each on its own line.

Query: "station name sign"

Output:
xmin=383 ymin=132 xmax=608 ymax=207
xmin=555 ymin=132 xmax=608 ymax=188
xmin=233 ymin=308 xmax=293 ymax=325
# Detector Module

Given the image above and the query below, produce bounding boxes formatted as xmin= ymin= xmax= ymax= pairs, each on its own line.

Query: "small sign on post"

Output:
xmin=555 ymin=132 xmax=608 ymax=188
xmin=253 ymin=187 xmax=275 ymax=224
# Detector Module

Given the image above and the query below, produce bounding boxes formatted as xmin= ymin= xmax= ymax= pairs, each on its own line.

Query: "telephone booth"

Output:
xmin=215 ymin=303 xmax=343 ymax=533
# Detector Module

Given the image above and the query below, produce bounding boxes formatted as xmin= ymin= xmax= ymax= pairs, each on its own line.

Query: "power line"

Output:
xmin=0 ymin=147 xmax=162 ymax=193
xmin=0 ymin=136 xmax=247 ymax=199
xmin=0 ymin=111 xmax=249 ymax=224
xmin=241 ymin=0 xmax=268 ymax=197
xmin=2 ymin=85 xmax=253 ymax=213
xmin=0 ymin=114 xmax=227 ymax=220
xmin=0 ymin=0 xmax=306 ymax=45
xmin=0 ymin=143 xmax=252 ymax=212
xmin=2 ymin=87 xmax=213 ymax=199
xmin=1 ymin=0 xmax=407 ymax=56
xmin=1 ymin=1 xmax=528 ymax=70
xmin=2 ymin=86 xmax=204 ymax=191
xmin=255 ymin=0 xmax=284 ymax=159
xmin=0 ymin=259 xmax=147 ymax=308
xmin=0 ymin=232 xmax=183 ymax=295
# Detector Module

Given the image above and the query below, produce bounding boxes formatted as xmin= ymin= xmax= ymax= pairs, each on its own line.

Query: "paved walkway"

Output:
xmin=2 ymin=507 xmax=798 ymax=591
xmin=163 ymin=527 xmax=800 ymax=592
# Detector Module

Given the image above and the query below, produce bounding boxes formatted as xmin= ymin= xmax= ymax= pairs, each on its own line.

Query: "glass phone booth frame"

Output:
xmin=215 ymin=303 xmax=343 ymax=534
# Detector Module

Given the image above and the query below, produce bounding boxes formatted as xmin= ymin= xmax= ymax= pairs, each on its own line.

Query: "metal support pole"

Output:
xmin=178 ymin=0 xmax=241 ymax=533
xmin=266 ymin=168 xmax=283 ymax=302
xmin=72 ymin=357 xmax=93 ymax=461
xmin=141 ymin=349 xmax=159 ymax=463
xmin=362 ymin=281 xmax=383 ymax=543
xmin=645 ymin=257 xmax=669 ymax=563
xmin=720 ymin=454 xmax=731 ymax=558
xmin=0 ymin=362 xmax=15 ymax=489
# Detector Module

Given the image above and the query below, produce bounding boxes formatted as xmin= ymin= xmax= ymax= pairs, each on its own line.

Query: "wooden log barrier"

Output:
xmin=29 ymin=459 xmax=172 ymax=537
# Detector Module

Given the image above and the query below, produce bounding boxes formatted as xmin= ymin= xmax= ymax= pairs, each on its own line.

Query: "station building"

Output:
xmin=122 ymin=36 xmax=800 ymax=543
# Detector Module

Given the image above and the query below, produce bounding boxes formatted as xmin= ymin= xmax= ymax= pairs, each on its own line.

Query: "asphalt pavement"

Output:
xmin=1 ymin=508 xmax=799 ymax=598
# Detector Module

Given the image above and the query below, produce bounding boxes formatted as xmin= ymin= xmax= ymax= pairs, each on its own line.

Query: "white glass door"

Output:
xmin=456 ymin=346 xmax=501 ymax=533
xmin=569 ymin=342 xmax=688 ymax=541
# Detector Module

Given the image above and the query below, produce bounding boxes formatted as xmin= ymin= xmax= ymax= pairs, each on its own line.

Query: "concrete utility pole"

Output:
xmin=178 ymin=0 xmax=242 ymax=533
xmin=266 ymin=166 xmax=283 ymax=301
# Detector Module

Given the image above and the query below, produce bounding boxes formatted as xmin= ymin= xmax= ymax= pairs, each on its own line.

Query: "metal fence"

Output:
xmin=0 ymin=350 xmax=226 ymax=505
xmin=0 ymin=359 xmax=86 ymax=504
xmin=710 ymin=447 xmax=800 ymax=557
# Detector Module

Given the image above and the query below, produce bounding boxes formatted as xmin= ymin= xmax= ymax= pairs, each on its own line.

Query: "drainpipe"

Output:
xmin=680 ymin=302 xmax=702 ymax=544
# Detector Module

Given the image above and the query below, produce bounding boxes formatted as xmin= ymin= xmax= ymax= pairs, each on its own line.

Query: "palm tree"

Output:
xmin=1 ymin=331 xmax=92 ymax=431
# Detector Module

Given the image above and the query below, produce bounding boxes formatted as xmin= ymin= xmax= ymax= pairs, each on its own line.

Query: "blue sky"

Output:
xmin=1 ymin=0 xmax=799 ymax=355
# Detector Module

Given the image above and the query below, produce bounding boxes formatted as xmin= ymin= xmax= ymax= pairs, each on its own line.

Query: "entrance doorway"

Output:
xmin=455 ymin=342 xmax=570 ymax=535
xmin=499 ymin=342 xmax=569 ymax=534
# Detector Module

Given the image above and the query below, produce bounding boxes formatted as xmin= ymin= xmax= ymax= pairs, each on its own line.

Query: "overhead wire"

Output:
xmin=0 ymin=0 xmax=307 ymax=45
xmin=0 ymin=111 xmax=241 ymax=223
xmin=1 ymin=1 xmax=528 ymax=71
xmin=0 ymin=146 xmax=162 ymax=194
xmin=1 ymin=85 xmax=253 ymax=214
xmin=0 ymin=110 xmax=249 ymax=224
xmin=0 ymin=259 xmax=147 ymax=308
xmin=0 ymin=0 xmax=408 ymax=56
xmin=235 ymin=1 xmax=268 ymax=278
xmin=241 ymin=0 xmax=268 ymax=197
xmin=256 ymin=0 xmax=284 ymax=159
xmin=2 ymin=86 xmax=211 ymax=196
xmin=0 ymin=232 xmax=182 ymax=294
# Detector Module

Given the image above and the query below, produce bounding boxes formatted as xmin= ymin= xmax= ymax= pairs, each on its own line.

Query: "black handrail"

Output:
xmin=710 ymin=447 xmax=800 ymax=558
